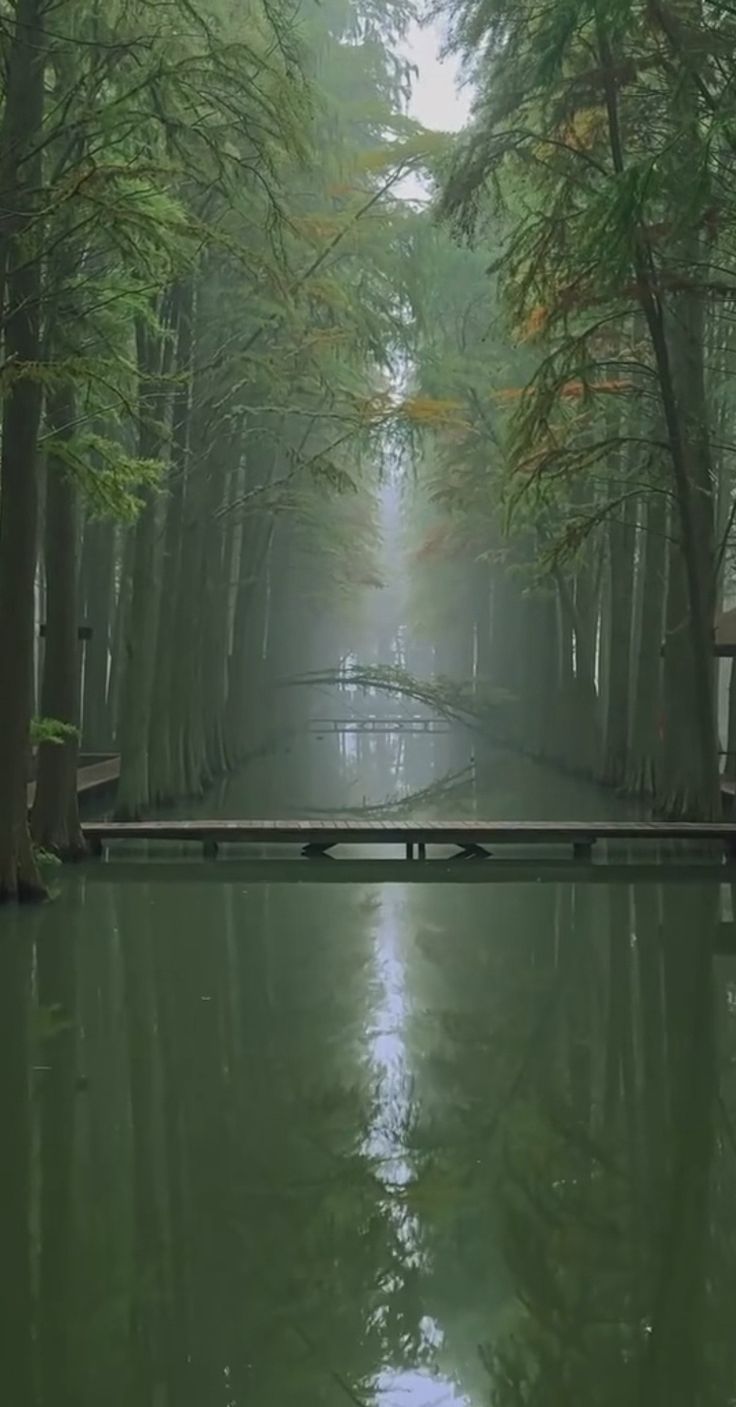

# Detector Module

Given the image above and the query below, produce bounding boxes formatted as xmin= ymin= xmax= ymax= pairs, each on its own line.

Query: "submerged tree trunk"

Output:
xmin=31 ymin=387 xmax=86 ymax=858
xmin=0 ymin=0 xmax=47 ymax=900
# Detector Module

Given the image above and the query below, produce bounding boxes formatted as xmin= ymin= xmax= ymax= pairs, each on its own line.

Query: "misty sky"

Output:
xmin=404 ymin=19 xmax=471 ymax=132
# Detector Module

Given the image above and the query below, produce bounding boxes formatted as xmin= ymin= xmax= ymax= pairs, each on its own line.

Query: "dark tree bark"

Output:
xmin=224 ymin=516 xmax=271 ymax=764
xmin=116 ymin=309 xmax=172 ymax=819
xmin=0 ymin=0 xmax=48 ymax=900
xmin=601 ymin=499 xmax=636 ymax=786
xmin=109 ymin=527 xmax=134 ymax=742
xmin=628 ymin=493 xmax=667 ymax=797
xmin=202 ymin=442 xmax=239 ymax=779
xmin=31 ymin=386 xmax=87 ymax=858
xmin=597 ymin=17 xmax=720 ymax=815
xmin=81 ymin=517 xmax=116 ymax=753
xmin=224 ymin=438 xmax=278 ymax=764
xmin=149 ymin=279 xmax=194 ymax=805
xmin=725 ymin=660 xmax=736 ymax=786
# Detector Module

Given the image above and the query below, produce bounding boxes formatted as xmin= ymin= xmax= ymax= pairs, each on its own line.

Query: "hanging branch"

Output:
xmin=288 ymin=763 xmax=476 ymax=818
xmin=280 ymin=663 xmax=513 ymax=723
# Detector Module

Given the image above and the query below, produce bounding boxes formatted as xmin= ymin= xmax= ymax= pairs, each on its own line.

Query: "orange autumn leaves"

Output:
xmin=399 ymin=379 xmax=631 ymax=431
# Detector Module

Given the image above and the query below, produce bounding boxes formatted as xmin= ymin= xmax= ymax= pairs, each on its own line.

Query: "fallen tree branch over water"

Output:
xmin=289 ymin=763 xmax=476 ymax=818
xmin=279 ymin=663 xmax=512 ymax=728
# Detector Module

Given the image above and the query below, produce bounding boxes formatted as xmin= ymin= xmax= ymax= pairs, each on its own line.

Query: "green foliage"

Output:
xmin=33 ymin=848 xmax=63 ymax=870
xmin=31 ymin=718 xmax=78 ymax=747
xmin=47 ymin=432 xmax=166 ymax=520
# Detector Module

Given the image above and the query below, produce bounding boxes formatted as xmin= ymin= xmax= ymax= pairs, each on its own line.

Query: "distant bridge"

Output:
xmin=307 ymin=717 xmax=450 ymax=735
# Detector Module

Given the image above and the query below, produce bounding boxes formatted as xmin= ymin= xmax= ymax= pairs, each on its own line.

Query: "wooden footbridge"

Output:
xmin=307 ymin=717 xmax=450 ymax=734
xmin=30 ymin=752 xmax=736 ymax=870
xmin=83 ymin=817 xmax=736 ymax=863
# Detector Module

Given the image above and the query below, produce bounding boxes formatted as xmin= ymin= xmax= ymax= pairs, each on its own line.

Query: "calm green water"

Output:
xmin=1 ymin=745 xmax=735 ymax=1405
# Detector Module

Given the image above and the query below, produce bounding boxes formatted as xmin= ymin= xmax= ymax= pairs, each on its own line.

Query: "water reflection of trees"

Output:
xmin=0 ymin=879 xmax=423 ymax=1406
xmin=2 ymin=876 xmax=735 ymax=1406
xmin=409 ymin=882 xmax=735 ymax=1407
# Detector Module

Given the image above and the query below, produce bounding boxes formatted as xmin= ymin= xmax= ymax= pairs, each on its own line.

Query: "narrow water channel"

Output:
xmin=1 ymin=742 xmax=734 ymax=1405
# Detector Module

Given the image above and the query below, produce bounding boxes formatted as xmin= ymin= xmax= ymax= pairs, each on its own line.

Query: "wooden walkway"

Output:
xmin=307 ymin=717 xmax=450 ymax=734
xmin=27 ymin=753 xmax=120 ymax=808
xmin=83 ymin=817 xmax=736 ymax=861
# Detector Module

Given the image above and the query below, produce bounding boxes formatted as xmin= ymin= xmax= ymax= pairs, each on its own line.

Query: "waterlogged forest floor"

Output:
xmin=3 ymin=743 xmax=735 ymax=1404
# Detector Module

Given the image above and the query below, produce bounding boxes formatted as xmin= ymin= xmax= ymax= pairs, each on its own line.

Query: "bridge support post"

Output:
xmin=406 ymin=842 xmax=414 ymax=859
xmin=573 ymin=840 xmax=593 ymax=860
xmin=203 ymin=838 xmax=219 ymax=859
xmin=417 ymin=842 xmax=426 ymax=859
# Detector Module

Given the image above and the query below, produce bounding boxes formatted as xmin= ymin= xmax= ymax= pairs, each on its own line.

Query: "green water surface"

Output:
xmin=1 ymin=746 xmax=734 ymax=1406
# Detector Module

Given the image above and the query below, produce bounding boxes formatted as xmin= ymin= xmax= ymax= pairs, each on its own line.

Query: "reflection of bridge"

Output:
xmin=307 ymin=717 xmax=450 ymax=735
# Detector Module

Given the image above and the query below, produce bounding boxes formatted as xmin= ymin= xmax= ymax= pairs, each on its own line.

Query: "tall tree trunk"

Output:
xmin=116 ymin=312 xmax=170 ymax=819
xmin=0 ymin=0 xmax=47 ymax=900
xmin=571 ymin=547 xmax=600 ymax=775
xmin=149 ymin=279 xmax=194 ymax=805
xmin=109 ymin=527 xmax=134 ymax=742
xmin=169 ymin=316 xmax=214 ymax=799
xmin=224 ymin=516 xmax=272 ymax=764
xmin=224 ymin=438 xmax=278 ymax=764
xmin=202 ymin=443 xmax=239 ymax=779
xmin=661 ymin=529 xmax=707 ymax=816
xmin=80 ymin=518 xmax=115 ymax=753
xmin=601 ymin=499 xmax=636 ymax=786
xmin=597 ymin=17 xmax=720 ymax=815
xmin=31 ymin=386 xmax=86 ymax=858
xmin=627 ymin=492 xmax=667 ymax=797
xmin=725 ymin=660 xmax=736 ymax=786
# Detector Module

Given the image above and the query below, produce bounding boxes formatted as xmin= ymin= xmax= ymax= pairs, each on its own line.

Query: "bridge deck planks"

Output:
xmin=82 ymin=817 xmax=736 ymax=857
